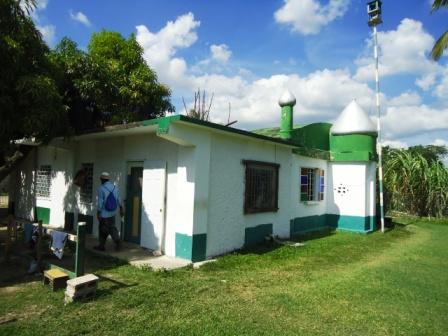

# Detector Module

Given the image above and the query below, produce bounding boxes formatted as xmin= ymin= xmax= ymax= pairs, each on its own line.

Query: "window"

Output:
xmin=243 ymin=160 xmax=279 ymax=214
xmin=300 ymin=168 xmax=325 ymax=202
xmin=80 ymin=163 xmax=94 ymax=203
xmin=36 ymin=165 xmax=52 ymax=198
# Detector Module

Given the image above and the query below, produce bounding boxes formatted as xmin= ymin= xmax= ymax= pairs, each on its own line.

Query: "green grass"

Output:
xmin=1 ymin=217 xmax=448 ymax=335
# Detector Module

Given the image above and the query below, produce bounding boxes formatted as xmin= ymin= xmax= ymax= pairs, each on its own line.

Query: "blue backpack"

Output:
xmin=104 ymin=185 xmax=118 ymax=211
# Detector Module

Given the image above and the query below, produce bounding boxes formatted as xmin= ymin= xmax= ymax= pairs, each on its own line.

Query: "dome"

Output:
xmin=278 ymin=90 xmax=296 ymax=107
xmin=331 ymin=100 xmax=377 ymax=135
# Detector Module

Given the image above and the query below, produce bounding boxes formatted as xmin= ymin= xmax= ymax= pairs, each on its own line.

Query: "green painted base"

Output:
xmin=245 ymin=224 xmax=273 ymax=246
xmin=175 ymin=233 xmax=207 ymax=262
xmin=290 ymin=214 xmax=376 ymax=236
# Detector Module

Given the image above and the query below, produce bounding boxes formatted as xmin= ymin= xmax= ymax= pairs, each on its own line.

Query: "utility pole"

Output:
xmin=367 ymin=1 xmax=385 ymax=233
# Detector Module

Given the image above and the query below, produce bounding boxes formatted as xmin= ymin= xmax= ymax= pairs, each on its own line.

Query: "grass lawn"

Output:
xmin=1 ymin=217 xmax=447 ymax=335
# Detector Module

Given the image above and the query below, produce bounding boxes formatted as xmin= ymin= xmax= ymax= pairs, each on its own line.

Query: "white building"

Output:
xmin=8 ymin=92 xmax=377 ymax=262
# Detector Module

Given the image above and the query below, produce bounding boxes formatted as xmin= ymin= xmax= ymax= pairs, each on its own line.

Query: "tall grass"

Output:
xmin=384 ymin=149 xmax=448 ymax=217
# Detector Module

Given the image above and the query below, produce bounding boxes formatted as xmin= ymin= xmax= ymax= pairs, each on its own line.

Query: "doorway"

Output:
xmin=124 ymin=162 xmax=143 ymax=244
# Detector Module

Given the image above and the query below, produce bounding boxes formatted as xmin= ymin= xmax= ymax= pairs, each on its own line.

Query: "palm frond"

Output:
xmin=431 ymin=31 xmax=448 ymax=61
xmin=432 ymin=0 xmax=448 ymax=12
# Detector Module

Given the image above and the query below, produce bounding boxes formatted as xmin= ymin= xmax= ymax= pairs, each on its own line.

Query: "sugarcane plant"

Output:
xmin=383 ymin=146 xmax=448 ymax=217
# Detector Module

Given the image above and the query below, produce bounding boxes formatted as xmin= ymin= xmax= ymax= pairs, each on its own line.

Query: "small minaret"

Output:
xmin=328 ymin=100 xmax=378 ymax=233
xmin=278 ymin=90 xmax=296 ymax=140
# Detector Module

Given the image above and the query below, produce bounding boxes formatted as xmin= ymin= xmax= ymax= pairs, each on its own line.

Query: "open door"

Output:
xmin=124 ymin=162 xmax=143 ymax=244
xmin=140 ymin=160 xmax=167 ymax=252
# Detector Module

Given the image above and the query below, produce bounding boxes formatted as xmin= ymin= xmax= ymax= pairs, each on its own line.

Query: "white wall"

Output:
xmin=291 ymin=154 xmax=328 ymax=219
xmin=74 ymin=133 xmax=180 ymax=256
xmin=327 ymin=162 xmax=369 ymax=217
xmin=206 ymin=132 xmax=292 ymax=258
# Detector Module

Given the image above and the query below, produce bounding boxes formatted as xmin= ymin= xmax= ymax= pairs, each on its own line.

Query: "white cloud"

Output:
xmin=210 ymin=44 xmax=232 ymax=63
xmin=274 ymin=0 xmax=350 ymax=35
xmin=355 ymin=19 xmax=440 ymax=86
xmin=382 ymin=140 xmax=408 ymax=149
xmin=382 ymin=105 xmax=448 ymax=138
xmin=21 ymin=0 xmax=56 ymax=46
xmin=70 ymin=11 xmax=91 ymax=27
xmin=387 ymin=92 xmax=422 ymax=107
xmin=136 ymin=12 xmax=200 ymax=90
xmin=433 ymin=138 xmax=448 ymax=147
xmin=191 ymin=69 xmax=375 ymax=128
xmin=36 ymin=24 xmax=56 ymax=46
xmin=135 ymin=13 xmax=448 ymax=144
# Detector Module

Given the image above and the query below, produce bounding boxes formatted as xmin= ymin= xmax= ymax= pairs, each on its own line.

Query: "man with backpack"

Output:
xmin=94 ymin=172 xmax=123 ymax=251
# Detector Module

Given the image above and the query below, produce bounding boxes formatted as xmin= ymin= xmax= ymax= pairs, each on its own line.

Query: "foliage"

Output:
xmin=0 ymin=0 xmax=67 ymax=154
xmin=431 ymin=0 xmax=448 ymax=60
xmin=51 ymin=31 xmax=174 ymax=131
xmin=383 ymin=145 xmax=448 ymax=217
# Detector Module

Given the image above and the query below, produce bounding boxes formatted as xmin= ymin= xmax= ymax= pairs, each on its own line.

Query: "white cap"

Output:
xmin=331 ymin=100 xmax=377 ymax=135
xmin=278 ymin=90 xmax=297 ymax=107
xmin=100 ymin=172 xmax=110 ymax=180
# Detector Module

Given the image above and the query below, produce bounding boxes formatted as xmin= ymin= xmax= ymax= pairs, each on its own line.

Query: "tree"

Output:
xmin=431 ymin=0 xmax=448 ymax=61
xmin=51 ymin=31 xmax=174 ymax=131
xmin=0 ymin=0 xmax=67 ymax=181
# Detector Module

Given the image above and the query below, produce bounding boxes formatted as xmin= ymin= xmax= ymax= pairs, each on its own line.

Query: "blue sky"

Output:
xmin=30 ymin=0 xmax=448 ymax=149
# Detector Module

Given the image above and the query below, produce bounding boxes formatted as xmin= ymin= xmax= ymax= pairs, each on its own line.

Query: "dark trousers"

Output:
xmin=98 ymin=217 xmax=120 ymax=248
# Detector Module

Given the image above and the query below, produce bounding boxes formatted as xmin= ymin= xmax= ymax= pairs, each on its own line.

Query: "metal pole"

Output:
xmin=373 ymin=25 xmax=385 ymax=233
xmin=75 ymin=222 xmax=86 ymax=277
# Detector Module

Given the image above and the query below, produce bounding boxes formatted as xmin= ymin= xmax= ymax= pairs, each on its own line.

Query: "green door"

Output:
xmin=124 ymin=166 xmax=143 ymax=244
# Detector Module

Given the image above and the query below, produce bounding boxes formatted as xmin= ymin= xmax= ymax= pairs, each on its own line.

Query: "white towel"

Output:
xmin=50 ymin=231 xmax=68 ymax=259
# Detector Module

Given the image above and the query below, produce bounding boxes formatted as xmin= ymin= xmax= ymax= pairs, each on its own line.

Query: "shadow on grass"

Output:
xmin=95 ymin=274 xmax=138 ymax=298
xmin=0 ymin=248 xmax=129 ymax=290
xmin=238 ymin=228 xmax=336 ymax=256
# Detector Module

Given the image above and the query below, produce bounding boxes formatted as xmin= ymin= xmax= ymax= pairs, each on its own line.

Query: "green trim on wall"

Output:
xmin=36 ymin=207 xmax=50 ymax=225
xmin=327 ymin=214 xmax=376 ymax=232
xmin=175 ymin=233 xmax=207 ymax=262
xmin=330 ymin=134 xmax=376 ymax=162
xmin=290 ymin=214 xmax=375 ymax=236
xmin=143 ymin=115 xmax=297 ymax=147
xmin=245 ymin=223 xmax=273 ymax=246
xmin=290 ymin=215 xmax=328 ymax=236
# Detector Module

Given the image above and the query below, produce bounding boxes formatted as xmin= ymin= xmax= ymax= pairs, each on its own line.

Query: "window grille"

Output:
xmin=36 ymin=165 xmax=52 ymax=198
xmin=243 ymin=160 xmax=279 ymax=214
xmin=80 ymin=163 xmax=94 ymax=203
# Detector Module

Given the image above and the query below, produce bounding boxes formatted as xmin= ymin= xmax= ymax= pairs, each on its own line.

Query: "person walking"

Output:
xmin=94 ymin=172 xmax=123 ymax=251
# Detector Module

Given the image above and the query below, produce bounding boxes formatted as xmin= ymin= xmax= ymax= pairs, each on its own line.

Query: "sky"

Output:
xmin=28 ymin=0 xmax=448 ymax=149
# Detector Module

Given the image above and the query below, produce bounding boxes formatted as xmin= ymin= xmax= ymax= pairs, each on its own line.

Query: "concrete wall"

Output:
xmin=327 ymin=161 xmax=376 ymax=232
xmin=206 ymin=132 xmax=292 ymax=258
xmin=73 ymin=133 xmax=180 ymax=255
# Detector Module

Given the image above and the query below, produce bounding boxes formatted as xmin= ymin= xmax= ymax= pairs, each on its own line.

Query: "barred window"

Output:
xmin=243 ymin=160 xmax=279 ymax=214
xmin=80 ymin=163 xmax=94 ymax=203
xmin=36 ymin=165 xmax=52 ymax=198
xmin=300 ymin=168 xmax=325 ymax=202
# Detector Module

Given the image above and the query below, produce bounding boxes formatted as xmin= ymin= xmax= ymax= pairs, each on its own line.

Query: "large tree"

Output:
xmin=431 ymin=0 xmax=448 ymax=60
xmin=0 ymin=0 xmax=67 ymax=181
xmin=51 ymin=31 xmax=174 ymax=131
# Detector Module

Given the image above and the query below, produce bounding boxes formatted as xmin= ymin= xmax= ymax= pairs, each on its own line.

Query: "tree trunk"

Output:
xmin=0 ymin=146 xmax=33 ymax=183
